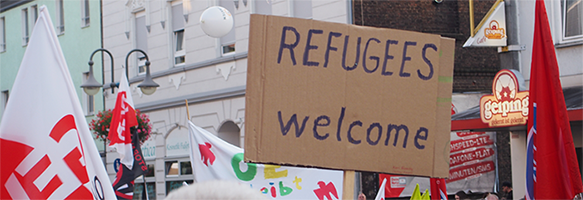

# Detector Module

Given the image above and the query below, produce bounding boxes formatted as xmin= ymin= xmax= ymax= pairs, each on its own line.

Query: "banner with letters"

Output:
xmin=381 ymin=131 xmax=497 ymax=197
xmin=188 ymin=121 xmax=344 ymax=200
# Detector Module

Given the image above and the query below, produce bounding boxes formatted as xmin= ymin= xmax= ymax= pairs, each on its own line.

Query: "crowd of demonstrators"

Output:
xmin=454 ymin=190 xmax=501 ymax=200
xmin=501 ymin=181 xmax=513 ymax=200
xmin=164 ymin=180 xmax=267 ymax=200
xmin=452 ymin=181 xmax=514 ymax=200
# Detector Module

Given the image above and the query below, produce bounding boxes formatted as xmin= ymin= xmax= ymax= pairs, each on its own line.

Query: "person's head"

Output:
xmin=502 ymin=181 xmax=512 ymax=192
xmin=164 ymin=180 xmax=267 ymax=200
xmin=358 ymin=192 xmax=366 ymax=200
xmin=455 ymin=191 xmax=468 ymax=200
xmin=484 ymin=193 xmax=499 ymax=200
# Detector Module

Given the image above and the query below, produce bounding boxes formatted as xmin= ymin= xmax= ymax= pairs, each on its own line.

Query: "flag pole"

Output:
xmin=185 ymin=99 xmax=191 ymax=121
xmin=342 ymin=170 xmax=355 ymax=199
xmin=143 ymin=175 xmax=149 ymax=200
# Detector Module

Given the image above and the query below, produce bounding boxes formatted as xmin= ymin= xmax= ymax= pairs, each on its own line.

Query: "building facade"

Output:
xmin=354 ymin=0 xmax=582 ymax=198
xmin=100 ymin=0 xmax=350 ymax=199
xmin=0 ymin=0 xmax=104 ymax=150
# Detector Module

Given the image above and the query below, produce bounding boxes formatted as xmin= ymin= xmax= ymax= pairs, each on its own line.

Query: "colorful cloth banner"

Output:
xmin=526 ymin=1 xmax=583 ymax=199
xmin=187 ymin=121 xmax=344 ymax=199
xmin=0 ymin=6 xmax=115 ymax=199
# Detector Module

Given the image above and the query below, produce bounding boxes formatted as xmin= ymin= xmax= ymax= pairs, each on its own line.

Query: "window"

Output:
xmin=135 ymin=14 xmax=148 ymax=74
xmin=56 ymin=0 xmax=65 ymax=34
xmin=253 ymin=0 xmax=272 ymax=15
xmin=561 ymin=0 xmax=582 ymax=41
xmin=81 ymin=0 xmax=90 ymax=27
xmin=172 ymin=3 xmax=185 ymax=65
xmin=83 ymin=72 xmax=94 ymax=115
xmin=134 ymin=182 xmax=156 ymax=200
xmin=138 ymin=57 xmax=147 ymax=74
xmin=31 ymin=5 xmax=38 ymax=23
xmin=22 ymin=8 xmax=29 ymax=45
xmin=219 ymin=0 xmax=236 ymax=55
xmin=180 ymin=161 xmax=192 ymax=175
xmin=2 ymin=90 xmax=9 ymax=111
xmin=166 ymin=180 xmax=193 ymax=194
xmin=217 ymin=121 xmax=241 ymax=147
xmin=292 ymin=0 xmax=312 ymax=19
xmin=144 ymin=164 xmax=155 ymax=177
xmin=165 ymin=160 xmax=192 ymax=176
xmin=0 ymin=17 xmax=5 ymax=52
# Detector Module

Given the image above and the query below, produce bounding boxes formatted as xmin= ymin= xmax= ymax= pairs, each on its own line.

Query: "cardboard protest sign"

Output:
xmin=245 ymin=14 xmax=454 ymax=178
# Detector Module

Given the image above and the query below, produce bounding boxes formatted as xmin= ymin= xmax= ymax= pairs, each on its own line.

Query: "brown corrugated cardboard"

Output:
xmin=245 ymin=14 xmax=454 ymax=178
xmin=433 ymin=37 xmax=455 ymax=178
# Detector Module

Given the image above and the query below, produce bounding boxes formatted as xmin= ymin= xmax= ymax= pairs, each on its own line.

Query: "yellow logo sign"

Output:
xmin=480 ymin=70 xmax=529 ymax=127
xmin=484 ymin=20 xmax=505 ymax=39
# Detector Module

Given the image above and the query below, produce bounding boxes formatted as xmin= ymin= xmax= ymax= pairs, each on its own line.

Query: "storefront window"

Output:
xmin=166 ymin=180 xmax=193 ymax=194
xmin=166 ymin=160 xmax=192 ymax=176
xmin=165 ymin=161 xmax=179 ymax=176
xmin=134 ymin=182 xmax=156 ymax=200
xmin=180 ymin=161 xmax=192 ymax=175
xmin=145 ymin=164 xmax=155 ymax=177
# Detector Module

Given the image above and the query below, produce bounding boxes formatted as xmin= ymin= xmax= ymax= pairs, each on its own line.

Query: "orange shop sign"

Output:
xmin=480 ymin=69 xmax=529 ymax=127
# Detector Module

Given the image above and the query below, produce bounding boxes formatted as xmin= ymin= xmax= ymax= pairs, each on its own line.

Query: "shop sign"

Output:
xmin=166 ymin=130 xmax=190 ymax=156
xmin=480 ymin=69 xmax=529 ymax=127
xmin=463 ymin=0 xmax=507 ymax=47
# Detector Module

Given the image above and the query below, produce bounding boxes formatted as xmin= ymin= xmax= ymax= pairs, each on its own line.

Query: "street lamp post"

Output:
xmin=80 ymin=48 xmax=160 ymax=169
xmin=81 ymin=48 xmax=159 ymax=96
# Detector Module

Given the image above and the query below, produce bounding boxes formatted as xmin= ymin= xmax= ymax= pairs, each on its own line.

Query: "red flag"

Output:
xmin=108 ymin=71 xmax=138 ymax=169
xmin=526 ymin=1 xmax=583 ymax=199
xmin=430 ymin=178 xmax=446 ymax=200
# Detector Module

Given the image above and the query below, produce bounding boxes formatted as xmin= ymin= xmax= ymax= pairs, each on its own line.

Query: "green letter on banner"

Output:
xmin=231 ymin=153 xmax=257 ymax=181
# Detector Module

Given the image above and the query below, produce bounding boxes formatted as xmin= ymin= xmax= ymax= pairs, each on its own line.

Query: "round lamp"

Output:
xmin=200 ymin=6 xmax=234 ymax=38
xmin=83 ymin=87 xmax=101 ymax=96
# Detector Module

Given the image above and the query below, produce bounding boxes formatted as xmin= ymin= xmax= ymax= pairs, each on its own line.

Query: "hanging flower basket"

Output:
xmin=89 ymin=109 xmax=152 ymax=144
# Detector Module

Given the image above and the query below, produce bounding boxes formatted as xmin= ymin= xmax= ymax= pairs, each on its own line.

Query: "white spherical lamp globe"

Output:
xmin=200 ymin=6 xmax=234 ymax=38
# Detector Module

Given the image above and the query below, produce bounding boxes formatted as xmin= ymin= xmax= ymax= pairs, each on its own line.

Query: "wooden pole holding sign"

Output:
xmin=185 ymin=99 xmax=190 ymax=120
xmin=342 ymin=170 xmax=355 ymax=200
xmin=470 ymin=0 xmax=475 ymax=37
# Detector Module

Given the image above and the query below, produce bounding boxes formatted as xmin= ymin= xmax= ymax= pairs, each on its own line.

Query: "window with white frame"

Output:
xmin=22 ymin=8 xmax=29 ymax=45
xmin=0 ymin=17 xmax=5 ymax=52
xmin=253 ymin=0 xmax=272 ymax=15
xmin=219 ymin=0 xmax=236 ymax=55
xmin=83 ymin=72 xmax=94 ymax=116
xmin=135 ymin=14 xmax=148 ymax=74
xmin=56 ymin=0 xmax=65 ymax=34
xmin=292 ymin=0 xmax=312 ymax=19
xmin=81 ymin=0 xmax=90 ymax=27
xmin=164 ymin=160 xmax=193 ymax=194
xmin=172 ymin=3 xmax=185 ymax=66
xmin=561 ymin=0 xmax=582 ymax=42
xmin=31 ymin=5 xmax=38 ymax=24
xmin=2 ymin=90 xmax=9 ymax=112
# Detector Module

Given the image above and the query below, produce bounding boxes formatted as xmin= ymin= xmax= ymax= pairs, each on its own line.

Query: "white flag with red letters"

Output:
xmin=0 ymin=6 xmax=116 ymax=199
xmin=107 ymin=70 xmax=137 ymax=169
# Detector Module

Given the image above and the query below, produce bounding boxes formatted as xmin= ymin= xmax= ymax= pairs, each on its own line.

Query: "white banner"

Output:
xmin=380 ymin=132 xmax=497 ymax=197
xmin=0 ymin=6 xmax=115 ymax=199
xmin=188 ymin=121 xmax=344 ymax=199
xmin=463 ymin=1 xmax=507 ymax=47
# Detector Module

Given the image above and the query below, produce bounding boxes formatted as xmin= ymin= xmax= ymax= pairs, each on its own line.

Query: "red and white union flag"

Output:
xmin=0 ymin=6 xmax=116 ymax=199
xmin=107 ymin=70 xmax=137 ymax=169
